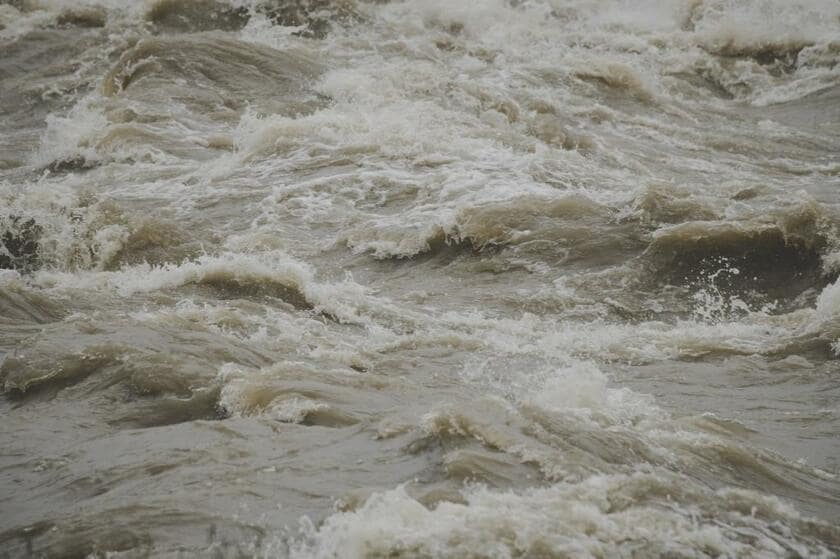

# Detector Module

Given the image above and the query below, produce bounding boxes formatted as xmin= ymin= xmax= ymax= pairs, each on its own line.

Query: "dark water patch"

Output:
xmin=257 ymin=0 xmax=361 ymax=39
xmin=644 ymin=221 xmax=831 ymax=304
xmin=43 ymin=155 xmax=99 ymax=174
xmin=707 ymin=41 xmax=810 ymax=76
xmin=146 ymin=0 xmax=250 ymax=33
xmin=55 ymin=6 xmax=107 ymax=28
xmin=0 ymin=215 xmax=41 ymax=272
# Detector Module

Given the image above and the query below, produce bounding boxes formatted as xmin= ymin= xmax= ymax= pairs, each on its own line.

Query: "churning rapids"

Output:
xmin=2 ymin=0 xmax=840 ymax=557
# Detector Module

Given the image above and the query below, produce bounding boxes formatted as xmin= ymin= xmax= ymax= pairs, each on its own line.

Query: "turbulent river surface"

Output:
xmin=2 ymin=0 xmax=840 ymax=557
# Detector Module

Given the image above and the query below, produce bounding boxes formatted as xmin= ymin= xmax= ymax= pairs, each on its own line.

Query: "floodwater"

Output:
xmin=1 ymin=0 xmax=840 ymax=557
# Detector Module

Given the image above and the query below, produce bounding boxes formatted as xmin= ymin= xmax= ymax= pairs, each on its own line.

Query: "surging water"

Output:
xmin=1 ymin=0 xmax=840 ymax=557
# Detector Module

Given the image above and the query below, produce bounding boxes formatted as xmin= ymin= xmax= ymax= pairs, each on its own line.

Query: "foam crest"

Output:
xmin=69 ymin=252 xmax=292 ymax=294
xmin=0 ymin=179 xmax=145 ymax=272
xmin=0 ymin=4 xmax=56 ymax=41
xmin=814 ymin=277 xmax=840 ymax=319
xmin=33 ymin=251 xmax=374 ymax=322
xmin=458 ymin=356 xmax=658 ymax=425
xmin=529 ymin=363 xmax=640 ymax=416
xmin=692 ymin=0 xmax=840 ymax=57
xmin=34 ymin=96 xmax=109 ymax=169
xmin=291 ymin=473 xmax=838 ymax=558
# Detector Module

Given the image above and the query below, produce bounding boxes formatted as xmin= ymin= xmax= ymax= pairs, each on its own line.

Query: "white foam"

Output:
xmin=290 ymin=473 xmax=833 ymax=558
xmin=0 ymin=5 xmax=55 ymax=41
xmin=33 ymin=251 xmax=371 ymax=323
xmin=692 ymin=0 xmax=840 ymax=53
xmin=34 ymin=96 xmax=110 ymax=168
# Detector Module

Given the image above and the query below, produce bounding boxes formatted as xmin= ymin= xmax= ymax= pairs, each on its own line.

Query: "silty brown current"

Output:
xmin=1 ymin=0 xmax=840 ymax=557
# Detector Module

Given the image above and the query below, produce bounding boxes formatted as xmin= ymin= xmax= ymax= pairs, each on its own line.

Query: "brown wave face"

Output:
xmin=340 ymin=192 xmax=837 ymax=318
xmin=2 ymin=0 xmax=840 ymax=557
xmin=0 ymin=318 xmax=264 ymax=427
xmin=101 ymin=34 xmax=322 ymax=107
